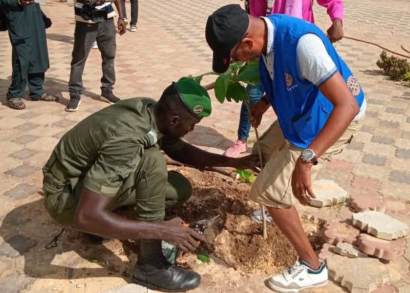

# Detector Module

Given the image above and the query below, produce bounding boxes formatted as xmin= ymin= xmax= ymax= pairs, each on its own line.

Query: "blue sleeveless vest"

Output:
xmin=259 ymin=14 xmax=364 ymax=148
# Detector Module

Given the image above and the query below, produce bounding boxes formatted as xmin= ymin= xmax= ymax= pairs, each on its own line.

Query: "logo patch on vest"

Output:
xmin=193 ymin=105 xmax=203 ymax=115
xmin=285 ymin=73 xmax=293 ymax=87
xmin=285 ymin=73 xmax=299 ymax=91
xmin=347 ymin=76 xmax=361 ymax=96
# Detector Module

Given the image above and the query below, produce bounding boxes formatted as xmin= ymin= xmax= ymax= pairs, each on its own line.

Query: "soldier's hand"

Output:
xmin=232 ymin=154 xmax=259 ymax=170
xmin=162 ymin=217 xmax=204 ymax=252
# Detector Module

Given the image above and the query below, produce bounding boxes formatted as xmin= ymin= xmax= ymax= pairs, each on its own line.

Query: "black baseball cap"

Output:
xmin=206 ymin=4 xmax=249 ymax=73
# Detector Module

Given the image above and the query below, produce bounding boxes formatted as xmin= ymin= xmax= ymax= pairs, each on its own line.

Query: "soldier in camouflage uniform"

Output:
xmin=42 ymin=78 xmax=257 ymax=292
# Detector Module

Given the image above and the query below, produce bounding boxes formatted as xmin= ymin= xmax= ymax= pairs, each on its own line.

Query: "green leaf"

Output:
xmin=234 ymin=169 xmax=254 ymax=183
xmin=226 ymin=82 xmax=247 ymax=103
xmin=214 ymin=68 xmax=233 ymax=103
xmin=197 ymin=254 xmax=211 ymax=264
xmin=237 ymin=62 xmax=260 ymax=84
xmin=194 ymin=75 xmax=203 ymax=84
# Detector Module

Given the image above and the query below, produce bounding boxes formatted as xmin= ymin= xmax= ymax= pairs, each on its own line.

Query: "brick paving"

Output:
xmin=0 ymin=0 xmax=410 ymax=292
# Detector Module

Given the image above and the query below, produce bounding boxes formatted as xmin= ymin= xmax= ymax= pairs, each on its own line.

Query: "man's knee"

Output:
xmin=140 ymin=148 xmax=166 ymax=174
xmin=165 ymin=171 xmax=192 ymax=206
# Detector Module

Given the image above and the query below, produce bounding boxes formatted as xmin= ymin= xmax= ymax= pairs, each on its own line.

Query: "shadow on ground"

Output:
xmin=184 ymin=125 xmax=234 ymax=153
xmin=0 ymin=199 xmax=134 ymax=282
xmin=0 ymin=76 xmax=106 ymax=109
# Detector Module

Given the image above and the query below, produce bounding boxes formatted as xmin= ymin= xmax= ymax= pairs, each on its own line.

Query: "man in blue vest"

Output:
xmin=205 ymin=4 xmax=366 ymax=293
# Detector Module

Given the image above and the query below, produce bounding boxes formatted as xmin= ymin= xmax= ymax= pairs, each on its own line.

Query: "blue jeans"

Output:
xmin=238 ymin=82 xmax=265 ymax=141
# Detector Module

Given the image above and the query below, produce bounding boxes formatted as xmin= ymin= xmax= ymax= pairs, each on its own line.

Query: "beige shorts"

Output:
xmin=250 ymin=120 xmax=361 ymax=208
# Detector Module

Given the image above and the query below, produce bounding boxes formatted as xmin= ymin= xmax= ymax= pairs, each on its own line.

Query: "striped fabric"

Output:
xmin=74 ymin=0 xmax=116 ymax=23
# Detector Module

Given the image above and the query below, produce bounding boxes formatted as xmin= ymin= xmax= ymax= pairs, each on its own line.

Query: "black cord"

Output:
xmin=45 ymin=228 xmax=65 ymax=249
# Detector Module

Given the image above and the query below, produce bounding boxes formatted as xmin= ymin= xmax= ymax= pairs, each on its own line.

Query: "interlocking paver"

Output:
xmin=383 ymin=197 xmax=410 ymax=216
xmin=352 ymin=211 xmax=409 ymax=240
xmin=351 ymin=193 xmax=385 ymax=212
xmin=3 ymin=183 xmax=39 ymax=200
xmin=370 ymin=285 xmax=398 ymax=293
xmin=12 ymin=135 xmax=38 ymax=145
xmin=396 ymin=149 xmax=410 ymax=159
xmin=324 ymin=221 xmax=361 ymax=246
xmin=327 ymin=255 xmax=391 ymax=293
xmin=0 ymin=272 xmax=36 ymax=293
xmin=4 ymin=165 xmax=39 ymax=178
xmin=390 ymin=171 xmax=410 ymax=184
xmin=9 ymin=149 xmax=38 ymax=160
xmin=357 ymin=233 xmax=406 ymax=261
xmin=362 ymin=154 xmax=386 ymax=166
xmin=309 ymin=179 xmax=348 ymax=208
xmin=14 ymin=123 xmax=40 ymax=131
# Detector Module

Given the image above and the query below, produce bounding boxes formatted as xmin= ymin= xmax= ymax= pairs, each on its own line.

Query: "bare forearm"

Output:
xmin=74 ymin=188 xmax=166 ymax=240
xmin=166 ymin=142 xmax=236 ymax=167
xmin=114 ymin=0 xmax=123 ymax=18
xmin=76 ymin=211 xmax=167 ymax=240
xmin=309 ymin=102 xmax=358 ymax=158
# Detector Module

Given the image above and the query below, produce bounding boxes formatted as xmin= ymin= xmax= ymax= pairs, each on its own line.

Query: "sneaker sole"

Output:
xmin=267 ymin=280 xmax=328 ymax=293
xmin=100 ymin=96 xmax=115 ymax=105
xmin=251 ymin=215 xmax=273 ymax=224
xmin=132 ymin=276 xmax=199 ymax=292
xmin=65 ymin=100 xmax=81 ymax=112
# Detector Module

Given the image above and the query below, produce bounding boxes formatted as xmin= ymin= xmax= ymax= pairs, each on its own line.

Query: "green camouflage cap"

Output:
xmin=175 ymin=77 xmax=212 ymax=119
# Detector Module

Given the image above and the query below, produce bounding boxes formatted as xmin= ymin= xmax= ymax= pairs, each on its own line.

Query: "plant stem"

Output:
xmin=243 ymin=99 xmax=268 ymax=240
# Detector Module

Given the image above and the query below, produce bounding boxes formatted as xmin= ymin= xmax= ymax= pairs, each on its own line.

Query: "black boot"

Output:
xmin=132 ymin=239 xmax=201 ymax=292
xmin=100 ymin=87 xmax=120 ymax=104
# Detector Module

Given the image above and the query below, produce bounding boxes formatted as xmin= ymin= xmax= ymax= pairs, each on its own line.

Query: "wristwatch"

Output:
xmin=300 ymin=148 xmax=318 ymax=165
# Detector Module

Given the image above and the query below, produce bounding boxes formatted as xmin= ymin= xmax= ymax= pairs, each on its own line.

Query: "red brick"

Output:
xmin=323 ymin=221 xmax=361 ymax=246
xmin=326 ymin=159 xmax=354 ymax=172
xmin=358 ymin=234 xmax=405 ymax=261
xmin=383 ymin=197 xmax=410 ymax=216
xmin=371 ymin=285 xmax=398 ymax=293
xmin=351 ymin=176 xmax=381 ymax=191
xmin=351 ymin=193 xmax=385 ymax=212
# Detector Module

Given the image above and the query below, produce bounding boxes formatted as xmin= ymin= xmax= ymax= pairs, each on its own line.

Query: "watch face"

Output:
xmin=302 ymin=149 xmax=315 ymax=161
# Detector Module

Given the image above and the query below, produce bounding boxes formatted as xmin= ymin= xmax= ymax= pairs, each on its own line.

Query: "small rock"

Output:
xmin=352 ymin=211 xmax=409 ymax=240
xmin=76 ymin=284 xmax=84 ymax=289
xmin=309 ymin=179 xmax=347 ymax=208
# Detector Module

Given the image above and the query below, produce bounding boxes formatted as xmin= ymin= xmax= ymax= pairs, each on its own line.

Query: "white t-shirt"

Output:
xmin=261 ymin=17 xmax=366 ymax=120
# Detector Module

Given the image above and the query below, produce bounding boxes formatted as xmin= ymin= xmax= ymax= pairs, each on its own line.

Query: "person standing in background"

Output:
xmin=224 ymin=0 xmax=344 ymax=158
xmin=1 ymin=0 xmax=57 ymax=110
xmin=66 ymin=0 xmax=126 ymax=112
xmin=121 ymin=0 xmax=138 ymax=32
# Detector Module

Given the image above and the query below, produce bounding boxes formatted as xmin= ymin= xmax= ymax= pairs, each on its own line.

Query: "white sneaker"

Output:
xmin=130 ymin=25 xmax=137 ymax=32
xmin=251 ymin=209 xmax=273 ymax=224
xmin=267 ymin=260 xmax=328 ymax=293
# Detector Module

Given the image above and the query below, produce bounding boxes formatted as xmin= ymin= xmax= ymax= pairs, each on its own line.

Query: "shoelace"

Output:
xmin=287 ymin=262 xmax=309 ymax=278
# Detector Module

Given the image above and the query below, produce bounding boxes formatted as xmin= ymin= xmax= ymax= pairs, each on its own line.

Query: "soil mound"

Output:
xmin=167 ymin=167 xmax=325 ymax=274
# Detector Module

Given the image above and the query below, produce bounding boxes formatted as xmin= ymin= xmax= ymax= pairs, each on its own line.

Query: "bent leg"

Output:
xmin=250 ymin=144 xmax=320 ymax=269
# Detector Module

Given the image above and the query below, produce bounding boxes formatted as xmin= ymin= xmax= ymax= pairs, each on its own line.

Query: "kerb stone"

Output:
xmin=309 ymin=179 xmax=347 ymax=208
xmin=352 ymin=211 xmax=409 ymax=240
